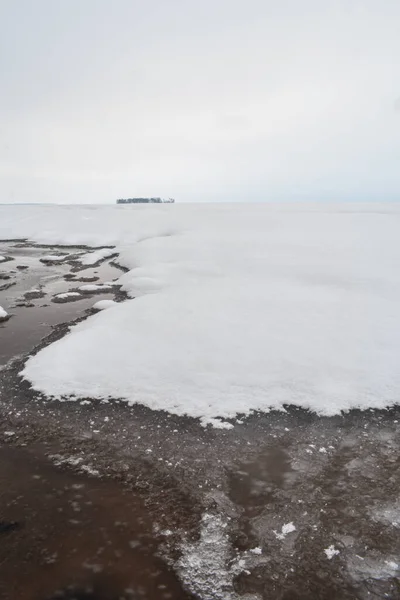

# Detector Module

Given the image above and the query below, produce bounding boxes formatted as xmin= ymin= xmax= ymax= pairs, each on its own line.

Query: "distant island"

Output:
xmin=116 ymin=197 xmax=175 ymax=204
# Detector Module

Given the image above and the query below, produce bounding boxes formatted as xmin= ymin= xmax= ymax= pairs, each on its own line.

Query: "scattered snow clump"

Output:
xmin=78 ymin=248 xmax=115 ymax=266
xmin=201 ymin=417 xmax=234 ymax=429
xmin=324 ymin=545 xmax=340 ymax=560
xmin=178 ymin=512 xmax=241 ymax=600
xmin=0 ymin=306 xmax=9 ymax=321
xmin=92 ymin=300 xmax=117 ymax=311
xmin=55 ymin=292 xmax=81 ymax=299
xmin=274 ymin=522 xmax=296 ymax=540
xmin=40 ymin=254 xmax=67 ymax=262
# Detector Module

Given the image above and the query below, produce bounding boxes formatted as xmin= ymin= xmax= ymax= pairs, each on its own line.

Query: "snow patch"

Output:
xmin=92 ymin=299 xmax=117 ymax=311
xmin=79 ymin=283 xmax=113 ymax=292
xmin=80 ymin=464 xmax=100 ymax=476
xmin=40 ymin=254 xmax=68 ymax=262
xmin=201 ymin=417 xmax=234 ymax=430
xmin=324 ymin=545 xmax=340 ymax=559
xmin=0 ymin=305 xmax=9 ymax=320
xmin=55 ymin=292 xmax=81 ymax=299
xmin=49 ymin=454 xmax=83 ymax=467
xmin=78 ymin=248 xmax=115 ymax=266
xmin=273 ymin=522 xmax=296 ymax=540
xmin=177 ymin=512 xmax=235 ymax=600
xmin=49 ymin=454 xmax=99 ymax=476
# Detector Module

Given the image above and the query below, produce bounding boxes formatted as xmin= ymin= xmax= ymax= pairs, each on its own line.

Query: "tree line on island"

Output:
xmin=116 ymin=197 xmax=175 ymax=204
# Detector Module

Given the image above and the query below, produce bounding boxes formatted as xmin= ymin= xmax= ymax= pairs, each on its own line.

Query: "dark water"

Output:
xmin=0 ymin=446 xmax=191 ymax=600
xmin=0 ymin=243 xmax=120 ymax=366
xmin=229 ymin=446 xmax=292 ymax=518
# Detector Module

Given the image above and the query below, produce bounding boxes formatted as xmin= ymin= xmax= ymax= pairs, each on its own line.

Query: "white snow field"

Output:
xmin=1 ymin=203 xmax=399 ymax=424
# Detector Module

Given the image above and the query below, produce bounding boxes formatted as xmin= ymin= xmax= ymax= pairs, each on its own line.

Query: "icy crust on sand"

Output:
xmin=177 ymin=512 xmax=261 ymax=600
xmin=0 ymin=203 xmax=399 ymax=423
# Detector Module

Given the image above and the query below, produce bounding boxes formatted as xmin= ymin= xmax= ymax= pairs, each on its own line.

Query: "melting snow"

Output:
xmin=79 ymin=283 xmax=113 ymax=292
xmin=55 ymin=292 xmax=81 ymax=299
xmin=40 ymin=254 xmax=68 ymax=262
xmin=178 ymin=512 xmax=235 ymax=600
xmin=177 ymin=511 xmax=260 ymax=600
xmin=78 ymin=248 xmax=116 ymax=265
xmin=201 ymin=417 xmax=234 ymax=430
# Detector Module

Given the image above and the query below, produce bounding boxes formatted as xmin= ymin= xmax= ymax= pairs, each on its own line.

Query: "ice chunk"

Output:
xmin=78 ymin=248 xmax=115 ymax=266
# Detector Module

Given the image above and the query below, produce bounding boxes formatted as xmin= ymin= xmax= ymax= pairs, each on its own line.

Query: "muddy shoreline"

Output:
xmin=1 ymin=241 xmax=400 ymax=600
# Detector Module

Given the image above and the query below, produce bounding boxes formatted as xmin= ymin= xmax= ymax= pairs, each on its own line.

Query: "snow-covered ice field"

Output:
xmin=1 ymin=202 xmax=399 ymax=424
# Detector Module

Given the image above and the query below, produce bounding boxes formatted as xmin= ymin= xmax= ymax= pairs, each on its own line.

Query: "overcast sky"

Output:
xmin=1 ymin=0 xmax=399 ymax=204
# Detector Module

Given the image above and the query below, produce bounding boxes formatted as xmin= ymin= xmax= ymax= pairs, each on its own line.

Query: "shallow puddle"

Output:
xmin=229 ymin=446 xmax=292 ymax=518
xmin=0 ymin=242 xmax=123 ymax=366
xmin=0 ymin=446 xmax=192 ymax=600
